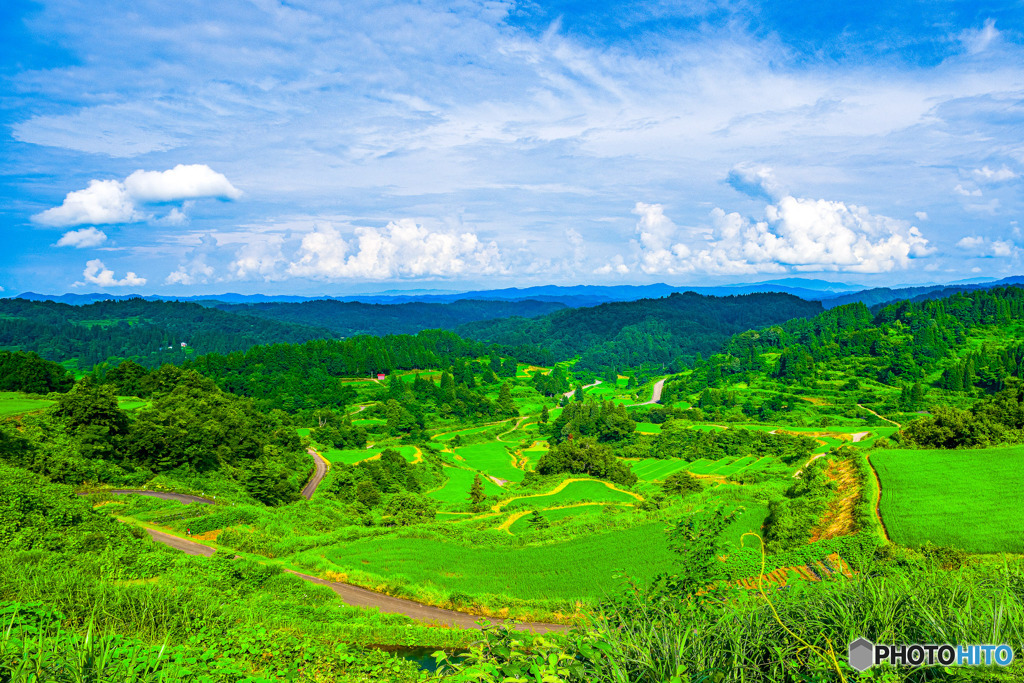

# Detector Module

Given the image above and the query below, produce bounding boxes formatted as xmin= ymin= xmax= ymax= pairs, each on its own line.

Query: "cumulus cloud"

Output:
xmin=74 ymin=259 xmax=146 ymax=287
xmin=32 ymin=165 xmax=240 ymax=228
xmin=915 ymin=211 xmax=929 ymax=221
xmin=165 ymin=234 xmax=217 ymax=285
xmin=726 ymin=163 xmax=785 ymax=201
xmin=632 ymin=202 xmax=692 ymax=274
xmin=954 ymin=184 xmax=982 ymax=196
xmin=124 ymin=164 xmax=241 ymax=202
xmin=55 ymin=227 xmax=107 ymax=248
xmin=971 ymin=165 xmax=1018 ymax=184
xmin=955 ymin=236 xmax=1018 ymax=258
xmin=623 ymin=175 xmax=933 ymax=275
xmin=594 ymin=254 xmax=629 ymax=275
xmin=287 ymin=220 xmax=505 ymax=279
xmin=34 ymin=180 xmax=140 ymax=228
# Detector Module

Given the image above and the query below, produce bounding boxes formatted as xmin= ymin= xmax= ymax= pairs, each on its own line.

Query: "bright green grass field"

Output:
xmin=504 ymin=480 xmax=637 ymax=510
xmin=352 ymin=418 xmax=386 ymax=426
xmin=116 ymin=397 xmax=149 ymax=411
xmin=454 ymin=443 xmax=524 ymax=482
xmin=0 ymin=392 xmax=55 ymax=417
xmin=873 ymin=446 xmax=1024 ymax=553
xmin=630 ymin=458 xmax=690 ymax=481
xmin=321 ymin=444 xmax=418 ymax=465
xmin=323 ymin=521 xmax=676 ymax=600
xmin=634 ymin=422 xmax=662 ymax=434
xmin=429 ymin=467 xmax=504 ymax=507
xmin=507 ymin=504 xmax=610 ymax=533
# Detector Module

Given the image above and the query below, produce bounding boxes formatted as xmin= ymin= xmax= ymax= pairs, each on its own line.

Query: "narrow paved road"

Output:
xmin=142 ymin=529 xmax=565 ymax=632
xmin=627 ymin=378 xmax=665 ymax=407
xmin=301 ymin=448 xmax=329 ymax=499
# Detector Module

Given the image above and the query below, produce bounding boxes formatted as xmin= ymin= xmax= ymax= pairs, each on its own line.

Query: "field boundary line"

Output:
xmin=864 ymin=452 xmax=892 ymax=543
xmin=491 ymin=477 xmax=642 ymax=512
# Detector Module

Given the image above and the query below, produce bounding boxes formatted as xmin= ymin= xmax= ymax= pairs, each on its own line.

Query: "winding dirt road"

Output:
xmin=103 ymin=491 xmax=564 ymax=632
xmin=627 ymin=378 xmax=665 ymax=407
xmin=301 ymin=448 xmax=329 ymax=500
xmin=563 ymin=380 xmax=601 ymax=398
xmin=142 ymin=528 xmax=565 ymax=632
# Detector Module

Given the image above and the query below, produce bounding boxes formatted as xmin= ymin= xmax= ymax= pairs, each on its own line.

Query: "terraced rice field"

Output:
xmin=630 ymin=458 xmax=691 ymax=481
xmin=873 ymin=446 xmax=1024 ymax=553
xmin=507 ymin=504 xmax=610 ymax=533
xmin=0 ymin=392 xmax=55 ymax=417
xmin=352 ymin=418 xmax=386 ymax=426
xmin=634 ymin=422 xmax=662 ymax=434
xmin=500 ymin=479 xmax=639 ymax=511
xmin=433 ymin=423 xmax=505 ymax=442
xmin=322 ymin=521 xmax=677 ymax=600
xmin=321 ymin=444 xmax=419 ymax=465
xmin=453 ymin=443 xmax=523 ymax=482
xmin=428 ymin=467 xmax=504 ymax=508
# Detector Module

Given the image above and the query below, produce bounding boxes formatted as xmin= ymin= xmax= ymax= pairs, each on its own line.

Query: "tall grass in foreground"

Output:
xmin=439 ymin=558 xmax=1024 ymax=682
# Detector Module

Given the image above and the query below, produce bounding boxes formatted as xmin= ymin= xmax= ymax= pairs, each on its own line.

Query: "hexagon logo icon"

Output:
xmin=849 ymin=638 xmax=875 ymax=672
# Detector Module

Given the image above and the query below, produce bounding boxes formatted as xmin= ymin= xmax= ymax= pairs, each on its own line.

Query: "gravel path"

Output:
xmin=142 ymin=528 xmax=566 ymax=632
xmin=301 ymin=448 xmax=329 ymax=499
xmin=627 ymin=378 xmax=665 ymax=407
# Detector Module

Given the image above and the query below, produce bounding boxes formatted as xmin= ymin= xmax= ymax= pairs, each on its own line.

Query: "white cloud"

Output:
xmin=74 ymin=259 xmax=146 ymax=287
xmin=33 ymin=180 xmax=140 ymax=228
xmin=726 ymin=163 xmax=785 ymax=201
xmin=287 ymin=220 xmax=505 ymax=280
xmin=955 ymin=236 xmax=1018 ymax=258
xmin=124 ymin=164 xmax=241 ymax=202
xmin=632 ymin=202 xmax=692 ymax=274
xmin=55 ymin=227 xmax=108 ymax=248
xmin=230 ymin=235 xmax=287 ymax=281
xmin=971 ymin=165 xmax=1018 ymax=184
xmin=625 ymin=189 xmax=933 ymax=275
xmin=594 ymin=254 xmax=629 ymax=275
xmin=961 ymin=19 xmax=1000 ymax=55
xmin=165 ymin=234 xmax=217 ymax=285
xmin=915 ymin=211 xmax=928 ymax=221
xmin=954 ymin=184 xmax=982 ymax=197
xmin=32 ymin=165 xmax=239 ymax=228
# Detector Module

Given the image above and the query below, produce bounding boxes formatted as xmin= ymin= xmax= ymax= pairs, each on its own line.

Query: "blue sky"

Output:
xmin=2 ymin=0 xmax=1023 ymax=295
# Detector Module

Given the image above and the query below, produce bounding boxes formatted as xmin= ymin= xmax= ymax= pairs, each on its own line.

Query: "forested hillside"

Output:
xmin=0 ymin=298 xmax=334 ymax=368
xmin=211 ymin=298 xmax=566 ymax=337
xmin=660 ymin=286 xmax=1024 ymax=426
xmin=458 ymin=291 xmax=822 ymax=373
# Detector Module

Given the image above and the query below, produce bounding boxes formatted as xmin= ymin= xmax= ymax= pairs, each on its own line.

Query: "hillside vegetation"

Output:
xmin=458 ymin=291 xmax=822 ymax=373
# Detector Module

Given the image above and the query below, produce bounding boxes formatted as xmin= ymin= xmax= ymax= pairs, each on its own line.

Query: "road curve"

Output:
xmin=143 ymin=529 xmax=566 ymax=633
xmin=301 ymin=448 xmax=329 ymax=500
xmin=563 ymin=380 xmax=601 ymax=399
xmin=627 ymin=378 xmax=665 ymax=407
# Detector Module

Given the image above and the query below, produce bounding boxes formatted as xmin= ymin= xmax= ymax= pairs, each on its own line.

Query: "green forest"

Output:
xmin=2 ymin=287 xmax=1024 ymax=681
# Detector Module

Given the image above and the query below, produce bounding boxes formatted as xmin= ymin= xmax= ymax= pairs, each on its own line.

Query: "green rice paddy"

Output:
xmin=630 ymin=458 xmax=691 ymax=481
xmin=322 ymin=521 xmax=676 ymax=600
xmin=507 ymin=504 xmax=610 ymax=533
xmin=502 ymin=479 xmax=638 ymax=510
xmin=0 ymin=392 xmax=55 ymax=417
xmin=321 ymin=444 xmax=419 ymax=465
xmin=453 ymin=442 xmax=523 ymax=482
xmin=873 ymin=446 xmax=1024 ymax=553
xmin=428 ymin=467 xmax=504 ymax=508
